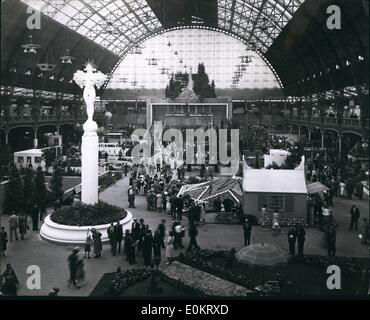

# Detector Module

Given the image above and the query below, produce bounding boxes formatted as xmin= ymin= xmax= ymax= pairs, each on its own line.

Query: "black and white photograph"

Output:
xmin=0 ymin=0 xmax=369 ymax=306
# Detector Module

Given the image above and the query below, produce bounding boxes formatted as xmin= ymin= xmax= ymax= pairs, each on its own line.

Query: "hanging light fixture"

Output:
xmin=133 ymin=45 xmax=143 ymax=55
xmin=60 ymin=49 xmax=75 ymax=64
xmin=147 ymin=51 xmax=158 ymax=66
xmin=37 ymin=46 xmax=56 ymax=71
xmin=21 ymin=35 xmax=40 ymax=54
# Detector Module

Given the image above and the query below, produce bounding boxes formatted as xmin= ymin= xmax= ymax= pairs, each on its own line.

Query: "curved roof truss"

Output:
xmin=21 ymin=0 xmax=304 ymax=56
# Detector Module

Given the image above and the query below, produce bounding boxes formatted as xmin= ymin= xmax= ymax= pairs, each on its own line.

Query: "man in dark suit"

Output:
xmin=296 ymin=225 xmax=306 ymax=257
xmin=31 ymin=204 xmax=39 ymax=231
xmin=107 ymin=223 xmax=117 ymax=256
xmin=242 ymin=218 xmax=252 ymax=246
xmin=114 ymin=221 xmax=123 ymax=254
xmin=176 ymin=195 xmax=184 ymax=221
xmin=349 ymin=205 xmax=360 ymax=231
xmin=186 ymin=223 xmax=200 ymax=253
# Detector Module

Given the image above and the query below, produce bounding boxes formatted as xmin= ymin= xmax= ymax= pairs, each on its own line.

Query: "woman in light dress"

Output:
xmin=156 ymin=193 xmax=163 ymax=212
xmin=339 ymin=181 xmax=346 ymax=198
xmin=166 ymin=195 xmax=171 ymax=215
xmin=165 ymin=231 xmax=175 ymax=265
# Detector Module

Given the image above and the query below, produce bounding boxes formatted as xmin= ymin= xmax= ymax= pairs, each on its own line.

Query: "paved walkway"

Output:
xmin=0 ymin=174 xmax=368 ymax=296
xmin=161 ymin=261 xmax=251 ymax=297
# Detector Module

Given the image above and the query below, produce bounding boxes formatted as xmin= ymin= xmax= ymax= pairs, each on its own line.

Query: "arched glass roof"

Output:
xmin=21 ymin=0 xmax=304 ymax=56
xmin=20 ymin=0 xmax=163 ymax=55
xmin=107 ymin=28 xmax=281 ymax=90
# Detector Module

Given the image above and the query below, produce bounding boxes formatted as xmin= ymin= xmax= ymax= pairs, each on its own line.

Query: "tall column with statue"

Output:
xmin=73 ymin=62 xmax=107 ymax=204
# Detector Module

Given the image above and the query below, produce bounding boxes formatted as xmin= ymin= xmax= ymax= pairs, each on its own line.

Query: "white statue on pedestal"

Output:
xmin=73 ymin=62 xmax=107 ymax=133
xmin=73 ymin=62 xmax=107 ymax=205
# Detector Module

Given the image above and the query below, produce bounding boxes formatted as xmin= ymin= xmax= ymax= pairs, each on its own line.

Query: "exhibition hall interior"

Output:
xmin=0 ymin=0 xmax=369 ymax=298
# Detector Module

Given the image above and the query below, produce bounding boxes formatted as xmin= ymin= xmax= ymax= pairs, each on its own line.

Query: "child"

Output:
xmin=84 ymin=231 xmax=92 ymax=259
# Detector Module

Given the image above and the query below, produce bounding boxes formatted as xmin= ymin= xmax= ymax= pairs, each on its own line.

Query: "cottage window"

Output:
xmin=267 ymin=195 xmax=285 ymax=211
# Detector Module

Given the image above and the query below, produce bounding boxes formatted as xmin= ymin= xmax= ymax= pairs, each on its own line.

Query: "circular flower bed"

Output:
xmin=50 ymin=201 xmax=127 ymax=226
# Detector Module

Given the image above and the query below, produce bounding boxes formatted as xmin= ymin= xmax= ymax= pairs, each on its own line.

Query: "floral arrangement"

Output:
xmin=177 ymin=249 xmax=256 ymax=290
xmin=50 ymin=201 xmax=127 ymax=226
xmin=109 ymin=268 xmax=207 ymax=297
xmin=177 ymin=249 xmax=368 ymax=296
xmin=111 ymin=268 xmax=152 ymax=294
xmin=301 ymin=255 xmax=367 ymax=276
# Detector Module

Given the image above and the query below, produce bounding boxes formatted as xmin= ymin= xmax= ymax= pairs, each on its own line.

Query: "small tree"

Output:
xmin=34 ymin=166 xmax=47 ymax=212
xmin=5 ymin=166 xmax=24 ymax=213
xmin=23 ymin=167 xmax=35 ymax=213
xmin=50 ymin=165 xmax=64 ymax=203
xmin=255 ymin=152 xmax=260 ymax=169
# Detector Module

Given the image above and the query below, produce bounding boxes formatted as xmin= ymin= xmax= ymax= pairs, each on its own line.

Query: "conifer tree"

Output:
xmin=6 ymin=166 xmax=24 ymax=213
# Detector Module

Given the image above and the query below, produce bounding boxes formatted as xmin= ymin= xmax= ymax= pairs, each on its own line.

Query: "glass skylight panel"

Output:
xmin=107 ymin=29 xmax=281 ymax=91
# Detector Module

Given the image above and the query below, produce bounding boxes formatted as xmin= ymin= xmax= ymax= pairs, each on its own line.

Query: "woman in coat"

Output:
xmin=91 ymin=228 xmax=102 ymax=258
xmin=0 ymin=227 xmax=8 ymax=257
xmin=153 ymin=230 xmax=162 ymax=268
xmin=1 ymin=264 xmax=19 ymax=296
xmin=165 ymin=231 xmax=175 ymax=265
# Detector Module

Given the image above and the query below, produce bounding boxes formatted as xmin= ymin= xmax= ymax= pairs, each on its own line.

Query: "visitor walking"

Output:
xmin=75 ymin=256 xmax=85 ymax=286
xmin=272 ymin=210 xmax=280 ymax=236
xmin=339 ymin=181 xmax=346 ymax=198
xmin=128 ymin=232 xmax=138 ymax=265
xmin=143 ymin=230 xmax=154 ymax=267
xmin=8 ymin=212 xmax=19 ymax=242
xmin=123 ymin=229 xmax=130 ymax=260
xmin=200 ymin=203 xmax=206 ymax=224
xmin=91 ymin=228 xmax=102 ymax=258
xmin=115 ymin=221 xmax=123 ymax=254
xmin=0 ymin=264 xmax=19 ymax=296
xmin=153 ymin=229 xmax=162 ymax=268
xmin=261 ymin=204 xmax=267 ymax=228
xmin=296 ymin=225 xmax=306 ymax=257
xmin=165 ymin=231 xmax=175 ymax=265
xmin=287 ymin=227 xmax=297 ymax=256
xmin=0 ymin=227 xmax=8 ymax=257
xmin=107 ymin=222 xmax=117 ymax=256
xmin=349 ymin=205 xmax=360 ymax=231
xmin=186 ymin=223 xmax=200 ymax=253
xmin=68 ymin=248 xmax=81 ymax=289
xmin=176 ymin=195 xmax=184 ymax=221
xmin=19 ymin=214 xmax=29 ymax=240
xmin=173 ymin=221 xmax=185 ymax=249
xmin=84 ymin=231 xmax=92 ymax=259
xmin=158 ymin=220 xmax=166 ymax=248
xmin=242 ymin=218 xmax=252 ymax=246
xmin=31 ymin=203 xmax=39 ymax=231
xmin=128 ymin=186 xmax=136 ymax=208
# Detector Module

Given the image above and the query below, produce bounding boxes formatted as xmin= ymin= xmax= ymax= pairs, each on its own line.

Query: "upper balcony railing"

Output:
xmin=290 ymin=116 xmax=368 ymax=130
xmin=0 ymin=114 xmax=90 ymax=127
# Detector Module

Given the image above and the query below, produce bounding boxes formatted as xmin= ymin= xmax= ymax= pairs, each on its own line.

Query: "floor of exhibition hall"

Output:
xmin=1 ymin=174 xmax=368 ymax=297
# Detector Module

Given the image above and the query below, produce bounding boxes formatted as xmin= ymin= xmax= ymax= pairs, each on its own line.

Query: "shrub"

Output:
xmin=50 ymin=201 xmax=127 ymax=226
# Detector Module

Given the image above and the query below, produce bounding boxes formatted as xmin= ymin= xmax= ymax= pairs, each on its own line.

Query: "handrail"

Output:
xmin=289 ymin=116 xmax=366 ymax=128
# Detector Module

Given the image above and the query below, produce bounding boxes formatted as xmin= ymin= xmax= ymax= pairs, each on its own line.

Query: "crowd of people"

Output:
xmin=0 ymin=212 xmax=32 ymax=257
